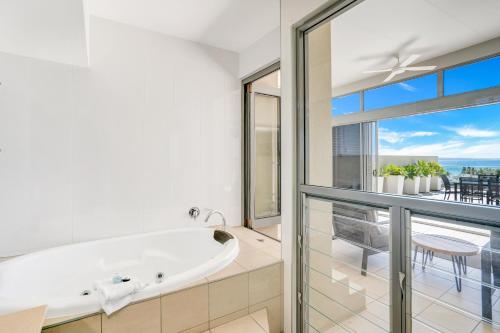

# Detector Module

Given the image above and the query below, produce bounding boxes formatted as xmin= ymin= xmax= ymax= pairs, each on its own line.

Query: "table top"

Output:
xmin=412 ymin=233 xmax=479 ymax=256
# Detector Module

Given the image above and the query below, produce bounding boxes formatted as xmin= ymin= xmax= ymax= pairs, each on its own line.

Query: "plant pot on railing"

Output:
xmin=386 ymin=175 xmax=405 ymax=194
xmin=404 ymin=176 xmax=421 ymax=195
xmin=430 ymin=176 xmax=443 ymax=191
xmin=417 ymin=160 xmax=432 ymax=193
xmin=377 ymin=176 xmax=384 ymax=193
xmin=428 ymin=161 xmax=446 ymax=191
xmin=419 ymin=176 xmax=431 ymax=193
xmin=403 ymin=164 xmax=420 ymax=195
xmin=380 ymin=164 xmax=406 ymax=195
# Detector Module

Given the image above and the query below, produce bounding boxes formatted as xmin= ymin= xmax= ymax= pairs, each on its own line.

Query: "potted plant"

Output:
xmin=403 ymin=164 xmax=421 ymax=195
xmin=428 ymin=161 xmax=445 ymax=191
xmin=417 ymin=160 xmax=431 ymax=193
xmin=381 ymin=164 xmax=406 ymax=195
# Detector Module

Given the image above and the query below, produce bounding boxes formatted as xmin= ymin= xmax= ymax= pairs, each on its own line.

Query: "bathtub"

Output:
xmin=0 ymin=228 xmax=239 ymax=319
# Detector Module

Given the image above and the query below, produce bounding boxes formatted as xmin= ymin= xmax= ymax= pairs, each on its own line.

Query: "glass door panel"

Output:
xmin=254 ymin=93 xmax=280 ymax=219
xmin=407 ymin=212 xmax=500 ymax=332
xmin=304 ymin=196 xmax=391 ymax=332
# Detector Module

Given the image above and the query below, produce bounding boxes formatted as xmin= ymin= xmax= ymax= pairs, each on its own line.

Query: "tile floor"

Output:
xmin=255 ymin=224 xmax=282 ymax=242
xmin=208 ymin=309 xmax=270 ymax=333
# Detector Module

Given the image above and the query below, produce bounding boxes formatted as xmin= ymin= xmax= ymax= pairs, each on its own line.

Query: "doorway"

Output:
xmin=243 ymin=64 xmax=281 ymax=241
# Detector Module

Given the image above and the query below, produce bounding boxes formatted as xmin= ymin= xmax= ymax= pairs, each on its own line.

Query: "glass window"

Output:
xmin=365 ymin=74 xmax=438 ymax=111
xmin=444 ymin=55 xmax=500 ymax=96
xmin=331 ymin=93 xmax=360 ymax=116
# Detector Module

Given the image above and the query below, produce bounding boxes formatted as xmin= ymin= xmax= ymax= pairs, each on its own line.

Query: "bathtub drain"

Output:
xmin=80 ymin=290 xmax=91 ymax=296
xmin=156 ymin=272 xmax=165 ymax=283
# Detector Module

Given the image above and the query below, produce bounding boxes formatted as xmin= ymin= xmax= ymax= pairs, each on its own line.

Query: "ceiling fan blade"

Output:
xmin=400 ymin=54 xmax=420 ymax=67
xmin=402 ymin=65 xmax=437 ymax=71
xmin=383 ymin=71 xmax=399 ymax=83
xmin=362 ymin=68 xmax=393 ymax=74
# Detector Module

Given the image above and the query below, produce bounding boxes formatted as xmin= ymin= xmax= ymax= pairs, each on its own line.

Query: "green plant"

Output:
xmin=428 ymin=161 xmax=445 ymax=176
xmin=416 ymin=160 xmax=431 ymax=177
xmin=381 ymin=164 xmax=406 ymax=177
xmin=403 ymin=164 xmax=420 ymax=179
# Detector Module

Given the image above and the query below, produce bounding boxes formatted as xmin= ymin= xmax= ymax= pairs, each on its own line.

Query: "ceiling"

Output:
xmin=86 ymin=0 xmax=280 ymax=52
xmin=0 ymin=0 xmax=88 ymax=66
xmin=331 ymin=0 xmax=500 ymax=91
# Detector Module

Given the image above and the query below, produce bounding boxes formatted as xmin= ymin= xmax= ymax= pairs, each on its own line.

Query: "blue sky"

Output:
xmin=331 ymin=55 xmax=500 ymax=158
xmin=378 ymin=105 xmax=500 ymax=158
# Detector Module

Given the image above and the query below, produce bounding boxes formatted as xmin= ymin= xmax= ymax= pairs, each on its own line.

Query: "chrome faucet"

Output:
xmin=205 ymin=210 xmax=226 ymax=231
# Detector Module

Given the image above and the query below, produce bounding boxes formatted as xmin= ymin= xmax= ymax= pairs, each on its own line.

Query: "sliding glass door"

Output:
xmin=296 ymin=0 xmax=500 ymax=332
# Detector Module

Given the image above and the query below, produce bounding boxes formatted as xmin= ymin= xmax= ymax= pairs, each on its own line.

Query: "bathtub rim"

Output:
xmin=0 ymin=227 xmax=239 ymax=319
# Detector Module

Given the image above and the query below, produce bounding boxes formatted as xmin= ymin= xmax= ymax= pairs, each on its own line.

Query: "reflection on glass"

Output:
xmin=304 ymin=197 xmax=391 ymax=332
xmin=444 ymin=55 xmax=500 ymax=96
xmin=365 ymin=74 xmax=438 ymax=111
xmin=255 ymin=94 xmax=280 ymax=218
xmin=331 ymin=93 xmax=360 ymax=116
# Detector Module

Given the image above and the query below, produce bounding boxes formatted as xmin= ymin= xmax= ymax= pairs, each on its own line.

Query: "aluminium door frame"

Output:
xmin=294 ymin=0 xmax=500 ymax=332
xmin=242 ymin=62 xmax=281 ymax=230
xmin=249 ymin=84 xmax=282 ymax=229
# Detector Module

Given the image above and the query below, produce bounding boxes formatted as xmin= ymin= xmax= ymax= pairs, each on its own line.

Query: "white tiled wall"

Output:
xmin=0 ymin=16 xmax=241 ymax=256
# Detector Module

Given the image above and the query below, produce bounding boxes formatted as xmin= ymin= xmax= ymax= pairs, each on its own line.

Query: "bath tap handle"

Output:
xmin=189 ymin=207 xmax=201 ymax=219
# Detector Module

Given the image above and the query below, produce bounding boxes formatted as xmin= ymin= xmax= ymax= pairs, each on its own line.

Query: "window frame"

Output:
xmin=329 ymin=53 xmax=500 ymax=127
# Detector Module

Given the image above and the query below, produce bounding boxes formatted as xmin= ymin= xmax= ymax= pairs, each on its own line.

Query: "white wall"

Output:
xmin=0 ymin=16 xmax=241 ymax=257
xmin=280 ymin=1 xmax=338 ymax=332
xmin=239 ymin=27 xmax=280 ymax=78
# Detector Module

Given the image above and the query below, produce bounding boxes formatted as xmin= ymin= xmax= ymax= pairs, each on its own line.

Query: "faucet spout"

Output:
xmin=205 ymin=210 xmax=226 ymax=231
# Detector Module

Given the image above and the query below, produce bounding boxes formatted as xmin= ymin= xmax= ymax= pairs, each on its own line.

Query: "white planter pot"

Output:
xmin=385 ymin=175 xmax=405 ymax=195
xmin=404 ymin=177 xmax=421 ymax=195
xmin=431 ymin=176 xmax=443 ymax=191
xmin=377 ymin=177 xmax=384 ymax=193
xmin=419 ymin=176 xmax=431 ymax=193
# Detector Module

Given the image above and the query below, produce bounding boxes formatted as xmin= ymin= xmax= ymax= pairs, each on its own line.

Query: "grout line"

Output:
xmin=207 ymin=277 xmax=210 ymax=329
xmin=249 ymin=311 xmax=269 ymax=333
xmin=470 ymin=320 xmax=481 ymax=333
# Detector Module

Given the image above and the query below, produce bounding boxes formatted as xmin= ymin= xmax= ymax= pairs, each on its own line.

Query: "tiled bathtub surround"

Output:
xmin=42 ymin=227 xmax=283 ymax=333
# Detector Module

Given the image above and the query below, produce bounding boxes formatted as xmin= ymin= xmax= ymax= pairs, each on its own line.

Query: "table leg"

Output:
xmin=412 ymin=246 xmax=418 ymax=269
xmin=454 ymin=183 xmax=458 ymax=201
xmin=422 ymin=248 xmax=429 ymax=270
xmin=452 ymin=255 xmax=462 ymax=292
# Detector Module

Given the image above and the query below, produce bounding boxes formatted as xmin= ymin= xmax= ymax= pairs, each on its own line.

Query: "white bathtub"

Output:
xmin=0 ymin=228 xmax=239 ymax=319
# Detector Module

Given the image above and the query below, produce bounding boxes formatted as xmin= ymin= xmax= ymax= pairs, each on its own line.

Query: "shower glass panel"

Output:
xmin=304 ymin=196 xmax=391 ymax=332
xmin=255 ymin=93 xmax=280 ymax=219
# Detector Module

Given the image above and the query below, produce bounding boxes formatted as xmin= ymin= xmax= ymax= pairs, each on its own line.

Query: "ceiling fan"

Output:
xmin=363 ymin=54 xmax=437 ymax=83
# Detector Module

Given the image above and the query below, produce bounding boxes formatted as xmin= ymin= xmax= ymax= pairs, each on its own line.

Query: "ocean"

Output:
xmin=439 ymin=158 xmax=500 ymax=176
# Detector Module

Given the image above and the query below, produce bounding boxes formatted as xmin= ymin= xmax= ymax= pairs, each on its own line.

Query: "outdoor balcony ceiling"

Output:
xmin=330 ymin=0 xmax=500 ymax=93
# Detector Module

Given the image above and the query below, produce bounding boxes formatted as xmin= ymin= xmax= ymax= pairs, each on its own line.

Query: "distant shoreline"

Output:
xmin=438 ymin=158 xmax=500 ymax=175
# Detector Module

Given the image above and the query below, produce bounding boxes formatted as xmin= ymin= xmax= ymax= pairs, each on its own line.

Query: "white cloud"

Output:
xmin=444 ymin=125 xmax=498 ymax=138
xmin=398 ymin=82 xmax=416 ymax=92
xmin=380 ymin=140 xmax=500 ymax=158
xmin=379 ymin=128 xmax=437 ymax=144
